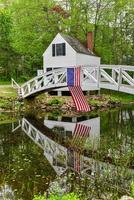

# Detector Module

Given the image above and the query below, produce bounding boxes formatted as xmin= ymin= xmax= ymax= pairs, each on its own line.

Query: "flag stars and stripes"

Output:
xmin=71 ymin=123 xmax=91 ymax=173
xmin=67 ymin=67 xmax=91 ymax=112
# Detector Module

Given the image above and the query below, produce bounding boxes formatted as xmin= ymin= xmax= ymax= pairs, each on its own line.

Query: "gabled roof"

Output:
xmin=60 ymin=33 xmax=95 ymax=56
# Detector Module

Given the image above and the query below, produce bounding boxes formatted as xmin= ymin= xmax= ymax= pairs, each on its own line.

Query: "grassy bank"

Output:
xmin=102 ymin=89 xmax=134 ymax=103
xmin=89 ymin=90 xmax=134 ymax=107
xmin=0 ymin=112 xmax=17 ymax=125
xmin=1 ymin=85 xmax=134 ymax=113
xmin=24 ymin=90 xmax=134 ymax=115
xmin=0 ymin=86 xmax=17 ymax=98
xmin=0 ymin=85 xmax=19 ymax=111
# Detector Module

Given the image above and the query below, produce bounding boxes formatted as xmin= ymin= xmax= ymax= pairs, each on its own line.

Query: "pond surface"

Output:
xmin=0 ymin=107 xmax=134 ymax=200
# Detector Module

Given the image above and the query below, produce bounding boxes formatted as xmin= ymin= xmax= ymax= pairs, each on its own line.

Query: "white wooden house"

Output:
xmin=43 ymin=33 xmax=100 ymax=71
xmin=38 ymin=32 xmax=101 ymax=95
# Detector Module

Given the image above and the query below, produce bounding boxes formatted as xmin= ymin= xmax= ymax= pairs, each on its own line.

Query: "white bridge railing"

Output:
xmin=100 ymin=65 xmax=134 ymax=94
xmin=11 ymin=78 xmax=22 ymax=96
xmin=18 ymin=65 xmax=134 ymax=98
xmin=20 ymin=68 xmax=67 ymax=98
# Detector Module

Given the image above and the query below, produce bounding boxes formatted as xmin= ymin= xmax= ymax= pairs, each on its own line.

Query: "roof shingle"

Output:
xmin=60 ymin=33 xmax=95 ymax=56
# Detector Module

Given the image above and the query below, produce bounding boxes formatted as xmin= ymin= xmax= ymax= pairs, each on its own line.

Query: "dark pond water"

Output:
xmin=0 ymin=107 xmax=134 ymax=200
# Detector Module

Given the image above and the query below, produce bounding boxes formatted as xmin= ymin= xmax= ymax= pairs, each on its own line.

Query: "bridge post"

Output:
xmin=72 ymin=117 xmax=77 ymax=123
xmin=53 ymin=68 xmax=58 ymax=85
xmin=58 ymin=91 xmax=62 ymax=96
xmin=28 ymin=83 xmax=31 ymax=94
xmin=112 ymin=69 xmax=116 ymax=81
xmin=97 ymin=65 xmax=100 ymax=90
xmin=118 ymin=67 xmax=122 ymax=90
xmin=35 ymin=79 xmax=38 ymax=90
xmin=20 ymin=87 xmax=24 ymax=97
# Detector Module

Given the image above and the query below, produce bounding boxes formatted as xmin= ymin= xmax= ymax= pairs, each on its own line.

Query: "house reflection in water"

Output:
xmin=13 ymin=115 xmax=133 ymax=195
xmin=44 ymin=116 xmax=100 ymax=174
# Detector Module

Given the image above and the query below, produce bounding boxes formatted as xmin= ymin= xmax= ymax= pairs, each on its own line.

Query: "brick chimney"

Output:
xmin=87 ymin=32 xmax=93 ymax=51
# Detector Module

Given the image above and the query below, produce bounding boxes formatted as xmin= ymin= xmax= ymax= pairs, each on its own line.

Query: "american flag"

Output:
xmin=67 ymin=67 xmax=81 ymax=86
xmin=67 ymin=67 xmax=91 ymax=112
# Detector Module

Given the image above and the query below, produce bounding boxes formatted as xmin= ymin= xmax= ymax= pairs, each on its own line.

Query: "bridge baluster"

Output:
xmin=97 ymin=67 xmax=100 ymax=89
xmin=43 ymin=75 xmax=46 ymax=87
xmin=35 ymin=79 xmax=38 ymax=90
xmin=118 ymin=67 xmax=122 ymax=90
xmin=112 ymin=69 xmax=116 ymax=81
xmin=54 ymin=71 xmax=58 ymax=85
xmin=27 ymin=83 xmax=31 ymax=94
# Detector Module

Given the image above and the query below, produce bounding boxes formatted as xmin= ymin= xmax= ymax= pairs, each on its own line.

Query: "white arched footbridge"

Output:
xmin=12 ymin=65 xmax=134 ymax=99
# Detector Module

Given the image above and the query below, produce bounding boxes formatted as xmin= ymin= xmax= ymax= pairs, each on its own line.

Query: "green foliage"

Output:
xmin=49 ymin=193 xmax=79 ymax=200
xmin=0 ymin=0 xmax=134 ymax=81
xmin=33 ymin=195 xmax=46 ymax=200
xmin=0 ymin=112 xmax=16 ymax=125
xmin=102 ymin=90 xmax=134 ymax=104
xmin=33 ymin=193 xmax=80 ymax=200
xmin=131 ymin=182 xmax=134 ymax=197
xmin=47 ymin=97 xmax=63 ymax=106
xmin=89 ymin=90 xmax=134 ymax=108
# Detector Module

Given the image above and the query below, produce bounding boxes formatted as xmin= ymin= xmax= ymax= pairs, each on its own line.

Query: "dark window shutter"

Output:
xmin=62 ymin=43 xmax=66 ymax=56
xmin=52 ymin=44 xmax=55 ymax=56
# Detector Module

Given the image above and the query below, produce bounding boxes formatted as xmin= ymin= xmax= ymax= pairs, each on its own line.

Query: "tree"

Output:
xmin=0 ymin=8 xmax=19 ymax=80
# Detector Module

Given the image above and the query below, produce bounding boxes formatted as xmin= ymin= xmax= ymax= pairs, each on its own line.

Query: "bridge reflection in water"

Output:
xmin=12 ymin=115 xmax=134 ymax=195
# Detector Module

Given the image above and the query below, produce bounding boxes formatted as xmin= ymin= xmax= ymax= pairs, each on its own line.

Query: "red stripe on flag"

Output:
xmin=68 ymin=86 xmax=91 ymax=112
xmin=71 ymin=123 xmax=91 ymax=148
xmin=68 ymin=87 xmax=81 ymax=111
xmin=75 ymin=87 xmax=87 ymax=111
xmin=74 ymin=151 xmax=81 ymax=173
xmin=73 ymin=124 xmax=91 ymax=138
xmin=74 ymin=67 xmax=80 ymax=86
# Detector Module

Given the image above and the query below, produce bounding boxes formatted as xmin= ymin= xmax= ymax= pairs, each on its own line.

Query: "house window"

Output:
xmin=52 ymin=43 xmax=66 ymax=56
